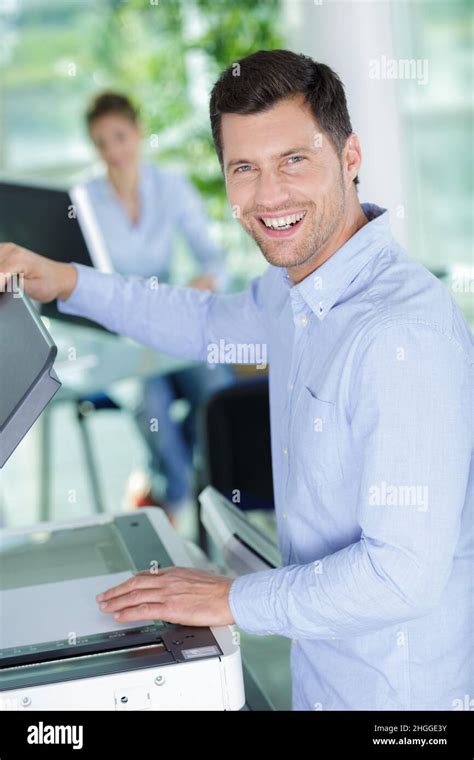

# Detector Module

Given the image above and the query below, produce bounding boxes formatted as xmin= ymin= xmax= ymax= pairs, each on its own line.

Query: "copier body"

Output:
xmin=0 ymin=507 xmax=245 ymax=711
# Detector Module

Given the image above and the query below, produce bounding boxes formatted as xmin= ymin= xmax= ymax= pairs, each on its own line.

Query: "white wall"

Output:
xmin=283 ymin=0 xmax=408 ymax=246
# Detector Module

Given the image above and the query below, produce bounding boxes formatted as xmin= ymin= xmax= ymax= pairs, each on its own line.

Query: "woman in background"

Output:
xmin=80 ymin=92 xmax=231 ymax=523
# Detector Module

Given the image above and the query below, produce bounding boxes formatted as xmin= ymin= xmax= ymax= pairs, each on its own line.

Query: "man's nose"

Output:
xmin=254 ymin=170 xmax=291 ymax=211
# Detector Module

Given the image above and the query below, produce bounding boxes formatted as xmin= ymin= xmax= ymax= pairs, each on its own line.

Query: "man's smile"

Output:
xmin=254 ymin=209 xmax=307 ymax=238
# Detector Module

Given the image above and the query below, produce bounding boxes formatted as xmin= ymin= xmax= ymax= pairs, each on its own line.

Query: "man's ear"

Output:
xmin=344 ymin=133 xmax=362 ymax=186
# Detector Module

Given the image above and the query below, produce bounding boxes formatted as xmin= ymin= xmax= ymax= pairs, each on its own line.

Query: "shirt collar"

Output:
xmin=281 ymin=203 xmax=392 ymax=320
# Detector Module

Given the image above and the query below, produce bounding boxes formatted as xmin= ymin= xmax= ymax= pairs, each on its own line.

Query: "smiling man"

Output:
xmin=0 ymin=50 xmax=472 ymax=711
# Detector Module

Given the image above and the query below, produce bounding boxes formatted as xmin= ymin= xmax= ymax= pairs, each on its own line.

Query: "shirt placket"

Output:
xmin=280 ymin=287 xmax=312 ymax=558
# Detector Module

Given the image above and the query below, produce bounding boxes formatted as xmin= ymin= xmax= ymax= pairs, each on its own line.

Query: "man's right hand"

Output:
xmin=0 ymin=243 xmax=77 ymax=303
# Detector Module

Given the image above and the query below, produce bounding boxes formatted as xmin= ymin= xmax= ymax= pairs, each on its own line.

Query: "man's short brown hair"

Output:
xmin=210 ymin=49 xmax=358 ymax=184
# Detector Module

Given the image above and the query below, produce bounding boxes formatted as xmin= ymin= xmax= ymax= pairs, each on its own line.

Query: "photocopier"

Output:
xmin=0 ymin=288 xmax=279 ymax=711
xmin=0 ymin=506 xmax=245 ymax=711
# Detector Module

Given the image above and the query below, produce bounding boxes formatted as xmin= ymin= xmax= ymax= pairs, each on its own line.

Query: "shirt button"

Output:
xmin=299 ymin=314 xmax=308 ymax=327
xmin=282 ymin=512 xmax=287 ymax=519
xmin=283 ymin=447 xmax=288 ymax=456
xmin=292 ymin=639 xmax=298 ymax=646
xmin=288 ymin=382 xmax=294 ymax=391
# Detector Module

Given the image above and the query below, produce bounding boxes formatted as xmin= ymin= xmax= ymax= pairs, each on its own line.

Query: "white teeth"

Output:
xmin=261 ymin=211 xmax=305 ymax=230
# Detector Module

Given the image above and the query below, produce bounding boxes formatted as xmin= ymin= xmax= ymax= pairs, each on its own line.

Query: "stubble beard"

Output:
xmin=242 ymin=176 xmax=347 ymax=271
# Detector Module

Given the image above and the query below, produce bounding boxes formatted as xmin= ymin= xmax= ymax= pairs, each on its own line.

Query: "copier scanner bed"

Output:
xmin=0 ymin=508 xmax=245 ymax=710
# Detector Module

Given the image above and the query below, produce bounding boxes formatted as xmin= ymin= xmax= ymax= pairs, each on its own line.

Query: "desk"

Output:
xmin=47 ymin=317 xmax=194 ymax=397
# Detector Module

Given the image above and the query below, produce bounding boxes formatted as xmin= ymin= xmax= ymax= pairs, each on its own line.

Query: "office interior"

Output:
xmin=0 ymin=0 xmax=471 ymax=711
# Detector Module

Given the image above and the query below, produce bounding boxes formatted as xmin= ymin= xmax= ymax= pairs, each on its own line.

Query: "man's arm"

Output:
xmin=0 ymin=243 xmax=267 ymax=363
xmin=228 ymin=322 xmax=472 ymax=639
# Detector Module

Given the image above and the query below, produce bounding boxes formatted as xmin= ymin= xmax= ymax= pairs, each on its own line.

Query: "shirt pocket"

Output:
xmin=295 ymin=386 xmax=344 ymax=487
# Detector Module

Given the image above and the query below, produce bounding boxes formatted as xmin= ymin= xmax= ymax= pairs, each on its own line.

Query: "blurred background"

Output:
xmin=0 ymin=0 xmax=472 ymax=711
xmin=0 ymin=0 xmax=472 ymax=284
xmin=0 ymin=0 xmax=472 ymax=547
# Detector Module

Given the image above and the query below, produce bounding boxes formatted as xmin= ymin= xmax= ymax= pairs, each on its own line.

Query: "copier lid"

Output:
xmin=0 ymin=289 xmax=61 ymax=467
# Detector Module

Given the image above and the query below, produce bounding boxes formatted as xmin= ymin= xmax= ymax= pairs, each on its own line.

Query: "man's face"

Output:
xmin=222 ymin=95 xmax=349 ymax=273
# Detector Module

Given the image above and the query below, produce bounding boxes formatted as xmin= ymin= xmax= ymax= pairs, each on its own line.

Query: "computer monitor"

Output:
xmin=0 ymin=180 xmax=112 ymax=328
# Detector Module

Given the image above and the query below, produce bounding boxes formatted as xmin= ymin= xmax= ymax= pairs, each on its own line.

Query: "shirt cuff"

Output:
xmin=57 ymin=263 xmax=92 ymax=315
xmin=228 ymin=568 xmax=284 ymax=636
xmin=57 ymin=263 xmax=118 ymax=323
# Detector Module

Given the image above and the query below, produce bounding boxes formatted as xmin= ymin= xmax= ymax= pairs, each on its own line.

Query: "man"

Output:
xmin=1 ymin=50 xmax=472 ymax=711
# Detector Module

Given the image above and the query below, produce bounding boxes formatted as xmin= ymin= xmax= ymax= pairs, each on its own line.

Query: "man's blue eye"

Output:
xmin=288 ymin=155 xmax=304 ymax=164
xmin=236 ymin=165 xmax=252 ymax=173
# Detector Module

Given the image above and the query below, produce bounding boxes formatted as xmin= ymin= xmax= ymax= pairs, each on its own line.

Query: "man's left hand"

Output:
xmin=96 ymin=567 xmax=235 ymax=627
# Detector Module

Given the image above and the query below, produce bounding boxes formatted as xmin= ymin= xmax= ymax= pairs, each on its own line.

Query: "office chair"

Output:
xmin=198 ymin=376 xmax=275 ymax=547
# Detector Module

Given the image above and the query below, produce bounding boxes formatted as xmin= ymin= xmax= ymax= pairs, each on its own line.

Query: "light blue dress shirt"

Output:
xmin=82 ymin=163 xmax=226 ymax=285
xmin=59 ymin=204 xmax=473 ymax=711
